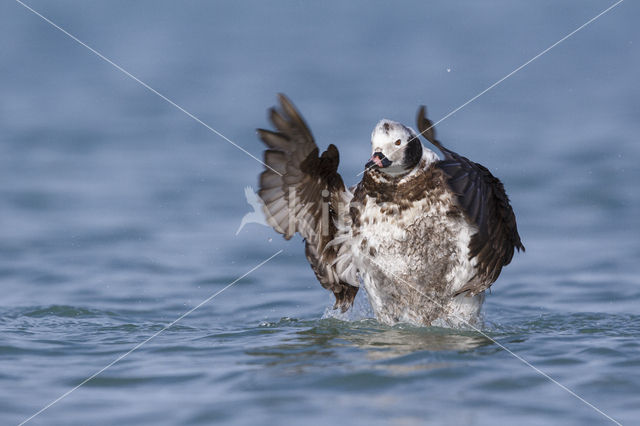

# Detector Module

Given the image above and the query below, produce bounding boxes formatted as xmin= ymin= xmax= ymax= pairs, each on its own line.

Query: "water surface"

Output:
xmin=1 ymin=1 xmax=639 ymax=425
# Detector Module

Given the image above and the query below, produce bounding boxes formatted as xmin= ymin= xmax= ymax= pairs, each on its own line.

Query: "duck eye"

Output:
xmin=394 ymin=139 xmax=401 ymax=146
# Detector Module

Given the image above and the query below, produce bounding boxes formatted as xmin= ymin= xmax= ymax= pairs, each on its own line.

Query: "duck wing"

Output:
xmin=258 ymin=94 xmax=358 ymax=311
xmin=417 ymin=106 xmax=525 ymax=294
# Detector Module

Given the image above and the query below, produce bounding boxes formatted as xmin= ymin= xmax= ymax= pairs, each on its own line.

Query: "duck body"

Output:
xmin=346 ymin=158 xmax=483 ymax=325
xmin=257 ymin=95 xmax=523 ymax=327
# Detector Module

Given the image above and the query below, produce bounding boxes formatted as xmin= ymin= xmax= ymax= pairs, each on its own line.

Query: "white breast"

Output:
xmin=347 ymin=191 xmax=483 ymax=327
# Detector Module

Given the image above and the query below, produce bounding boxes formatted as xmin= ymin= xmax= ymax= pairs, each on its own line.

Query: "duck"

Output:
xmin=257 ymin=94 xmax=524 ymax=326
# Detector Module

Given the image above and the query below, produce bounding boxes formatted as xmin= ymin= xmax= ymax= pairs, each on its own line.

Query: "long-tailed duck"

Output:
xmin=257 ymin=94 xmax=524 ymax=326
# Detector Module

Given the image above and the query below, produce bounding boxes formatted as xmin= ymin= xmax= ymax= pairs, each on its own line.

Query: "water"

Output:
xmin=1 ymin=1 xmax=639 ymax=424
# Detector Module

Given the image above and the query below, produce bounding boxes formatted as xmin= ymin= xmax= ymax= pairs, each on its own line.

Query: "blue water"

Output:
xmin=1 ymin=1 xmax=639 ymax=425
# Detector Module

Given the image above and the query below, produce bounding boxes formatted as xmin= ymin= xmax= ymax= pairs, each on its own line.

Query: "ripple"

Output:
xmin=489 ymin=311 xmax=640 ymax=338
xmin=14 ymin=305 xmax=118 ymax=319
xmin=70 ymin=373 xmax=203 ymax=388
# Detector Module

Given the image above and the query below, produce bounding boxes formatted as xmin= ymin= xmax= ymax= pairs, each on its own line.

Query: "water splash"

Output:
xmin=322 ymin=287 xmax=375 ymax=321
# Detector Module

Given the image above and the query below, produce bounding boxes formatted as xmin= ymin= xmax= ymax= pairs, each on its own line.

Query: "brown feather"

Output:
xmin=258 ymin=94 xmax=358 ymax=309
xmin=417 ymin=105 xmax=524 ymax=295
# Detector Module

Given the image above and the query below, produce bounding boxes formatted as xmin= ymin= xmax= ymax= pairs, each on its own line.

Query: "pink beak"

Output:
xmin=369 ymin=155 xmax=384 ymax=168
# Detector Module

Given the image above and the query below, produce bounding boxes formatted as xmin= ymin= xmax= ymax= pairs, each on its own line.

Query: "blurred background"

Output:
xmin=0 ymin=1 xmax=638 ymax=425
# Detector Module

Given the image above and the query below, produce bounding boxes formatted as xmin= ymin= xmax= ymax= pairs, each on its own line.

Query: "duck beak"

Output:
xmin=365 ymin=152 xmax=392 ymax=170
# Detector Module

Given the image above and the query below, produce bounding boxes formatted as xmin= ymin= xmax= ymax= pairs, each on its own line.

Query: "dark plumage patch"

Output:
xmin=333 ymin=285 xmax=358 ymax=312
xmin=403 ymin=137 xmax=423 ymax=169
xmin=350 ymin=206 xmax=361 ymax=228
xmin=299 ymin=145 xmax=344 ymax=193
xmin=356 ymin=162 xmax=446 ymax=209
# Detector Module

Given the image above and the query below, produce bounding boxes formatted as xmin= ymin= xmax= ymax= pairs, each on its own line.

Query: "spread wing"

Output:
xmin=258 ymin=94 xmax=358 ymax=311
xmin=417 ymin=106 xmax=524 ymax=294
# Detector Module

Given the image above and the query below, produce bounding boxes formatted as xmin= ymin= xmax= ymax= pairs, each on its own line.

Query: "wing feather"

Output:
xmin=417 ymin=106 xmax=524 ymax=294
xmin=258 ymin=94 xmax=358 ymax=311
